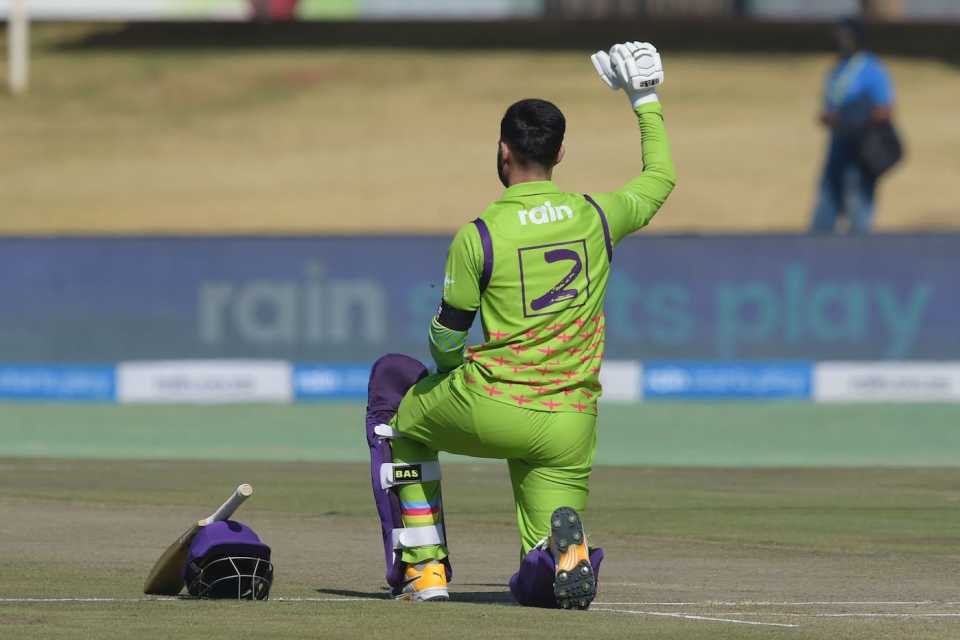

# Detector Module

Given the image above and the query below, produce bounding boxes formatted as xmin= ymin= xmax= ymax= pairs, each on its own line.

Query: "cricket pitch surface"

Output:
xmin=2 ymin=458 xmax=959 ymax=639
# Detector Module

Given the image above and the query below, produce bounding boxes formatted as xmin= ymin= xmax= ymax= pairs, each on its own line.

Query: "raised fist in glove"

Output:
xmin=591 ymin=42 xmax=664 ymax=108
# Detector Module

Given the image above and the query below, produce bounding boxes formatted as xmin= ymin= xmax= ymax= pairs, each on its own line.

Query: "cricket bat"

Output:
xmin=143 ymin=483 xmax=253 ymax=595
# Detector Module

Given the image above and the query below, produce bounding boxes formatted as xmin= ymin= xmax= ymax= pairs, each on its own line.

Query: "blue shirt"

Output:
xmin=823 ymin=52 xmax=894 ymax=137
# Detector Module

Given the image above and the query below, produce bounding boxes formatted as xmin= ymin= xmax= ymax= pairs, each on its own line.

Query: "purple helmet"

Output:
xmin=184 ymin=520 xmax=273 ymax=600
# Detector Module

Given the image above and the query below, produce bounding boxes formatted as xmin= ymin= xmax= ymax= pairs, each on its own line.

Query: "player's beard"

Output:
xmin=497 ymin=145 xmax=509 ymax=188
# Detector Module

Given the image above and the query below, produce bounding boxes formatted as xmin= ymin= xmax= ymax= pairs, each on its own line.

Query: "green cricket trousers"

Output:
xmin=389 ymin=366 xmax=598 ymax=564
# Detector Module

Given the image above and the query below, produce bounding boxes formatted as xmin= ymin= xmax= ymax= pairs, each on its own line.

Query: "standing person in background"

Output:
xmin=810 ymin=17 xmax=897 ymax=234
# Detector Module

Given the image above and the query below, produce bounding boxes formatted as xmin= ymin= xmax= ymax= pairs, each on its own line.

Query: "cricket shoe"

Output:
xmin=393 ymin=560 xmax=449 ymax=602
xmin=549 ymin=506 xmax=596 ymax=610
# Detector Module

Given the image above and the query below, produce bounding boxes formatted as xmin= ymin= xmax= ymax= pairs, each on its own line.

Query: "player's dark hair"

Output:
xmin=500 ymin=99 xmax=566 ymax=169
xmin=838 ymin=16 xmax=866 ymax=49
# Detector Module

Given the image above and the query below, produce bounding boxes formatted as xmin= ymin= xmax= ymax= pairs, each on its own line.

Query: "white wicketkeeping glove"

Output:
xmin=591 ymin=41 xmax=664 ymax=108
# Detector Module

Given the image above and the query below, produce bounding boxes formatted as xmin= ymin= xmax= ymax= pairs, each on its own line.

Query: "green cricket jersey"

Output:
xmin=432 ymin=101 xmax=676 ymax=415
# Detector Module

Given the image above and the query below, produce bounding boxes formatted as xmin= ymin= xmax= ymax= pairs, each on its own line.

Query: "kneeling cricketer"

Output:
xmin=365 ymin=41 xmax=676 ymax=609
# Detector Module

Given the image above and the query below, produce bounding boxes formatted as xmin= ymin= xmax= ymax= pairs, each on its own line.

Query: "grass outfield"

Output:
xmin=3 ymin=402 xmax=960 ymax=465
xmin=2 ymin=404 xmax=960 ymax=638
xmin=1 ymin=26 xmax=959 ymax=235
xmin=2 ymin=457 xmax=960 ymax=639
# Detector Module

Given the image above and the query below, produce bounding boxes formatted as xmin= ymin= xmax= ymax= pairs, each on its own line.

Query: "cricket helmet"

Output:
xmin=184 ymin=520 xmax=273 ymax=600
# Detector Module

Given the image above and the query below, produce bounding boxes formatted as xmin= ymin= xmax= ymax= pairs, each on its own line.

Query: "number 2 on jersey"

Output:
xmin=517 ymin=240 xmax=591 ymax=318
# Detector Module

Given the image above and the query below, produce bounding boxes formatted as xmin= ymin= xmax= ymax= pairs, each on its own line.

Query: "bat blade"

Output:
xmin=143 ymin=484 xmax=253 ymax=595
xmin=142 ymin=521 xmax=203 ymax=596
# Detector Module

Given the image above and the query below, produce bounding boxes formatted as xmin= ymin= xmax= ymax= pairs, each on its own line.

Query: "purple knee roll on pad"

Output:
xmin=508 ymin=547 xmax=604 ymax=608
xmin=366 ymin=353 xmax=452 ymax=588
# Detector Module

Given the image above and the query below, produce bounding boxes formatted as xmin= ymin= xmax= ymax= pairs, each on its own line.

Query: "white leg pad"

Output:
xmin=392 ymin=524 xmax=445 ymax=549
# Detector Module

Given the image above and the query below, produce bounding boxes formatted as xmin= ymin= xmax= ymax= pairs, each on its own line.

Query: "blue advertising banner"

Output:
xmin=293 ymin=363 xmax=370 ymax=400
xmin=0 ymin=235 xmax=955 ymax=363
xmin=0 ymin=365 xmax=116 ymax=401
xmin=643 ymin=362 xmax=812 ymax=400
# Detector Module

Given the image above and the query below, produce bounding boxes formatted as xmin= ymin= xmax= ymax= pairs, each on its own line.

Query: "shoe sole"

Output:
xmin=394 ymin=586 xmax=450 ymax=602
xmin=549 ymin=507 xmax=595 ymax=610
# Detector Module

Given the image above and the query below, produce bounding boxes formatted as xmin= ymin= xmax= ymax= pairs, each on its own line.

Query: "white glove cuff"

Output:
xmin=629 ymin=91 xmax=660 ymax=108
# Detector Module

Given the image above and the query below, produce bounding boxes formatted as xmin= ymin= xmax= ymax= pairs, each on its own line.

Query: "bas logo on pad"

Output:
xmin=393 ymin=464 xmax=422 ymax=483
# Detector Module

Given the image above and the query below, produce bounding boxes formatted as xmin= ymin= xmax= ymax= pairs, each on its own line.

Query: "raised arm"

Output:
xmin=589 ymin=42 xmax=677 ymax=244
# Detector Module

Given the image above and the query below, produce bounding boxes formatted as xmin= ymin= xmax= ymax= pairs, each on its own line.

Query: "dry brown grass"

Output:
xmin=1 ymin=29 xmax=958 ymax=234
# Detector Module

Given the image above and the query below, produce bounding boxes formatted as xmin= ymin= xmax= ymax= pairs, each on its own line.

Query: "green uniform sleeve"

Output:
xmin=427 ymin=223 xmax=484 ymax=372
xmin=441 ymin=223 xmax=484 ymax=312
xmin=429 ymin=318 xmax=469 ymax=373
xmin=591 ymin=101 xmax=677 ymax=244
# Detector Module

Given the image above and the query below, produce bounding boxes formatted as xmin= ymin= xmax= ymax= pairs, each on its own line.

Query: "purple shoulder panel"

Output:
xmin=472 ymin=218 xmax=493 ymax=293
xmin=583 ymin=194 xmax=614 ymax=264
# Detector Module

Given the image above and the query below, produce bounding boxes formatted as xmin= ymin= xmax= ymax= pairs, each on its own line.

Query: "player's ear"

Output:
xmin=555 ymin=144 xmax=565 ymax=166
xmin=499 ymin=140 xmax=511 ymax=163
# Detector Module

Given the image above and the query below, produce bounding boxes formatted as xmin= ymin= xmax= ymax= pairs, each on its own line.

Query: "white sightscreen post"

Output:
xmin=8 ymin=0 xmax=29 ymax=95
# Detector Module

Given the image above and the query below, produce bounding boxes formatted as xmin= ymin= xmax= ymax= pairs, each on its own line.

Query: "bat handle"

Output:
xmin=206 ymin=483 xmax=253 ymax=524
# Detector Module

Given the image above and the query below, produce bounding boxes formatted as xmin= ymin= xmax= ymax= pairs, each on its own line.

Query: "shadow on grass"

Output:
xmin=317 ymin=587 xmax=514 ymax=605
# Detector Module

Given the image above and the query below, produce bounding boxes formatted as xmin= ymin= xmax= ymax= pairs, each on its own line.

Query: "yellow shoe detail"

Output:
xmin=395 ymin=560 xmax=449 ymax=602
xmin=556 ymin=532 xmax=589 ymax=573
